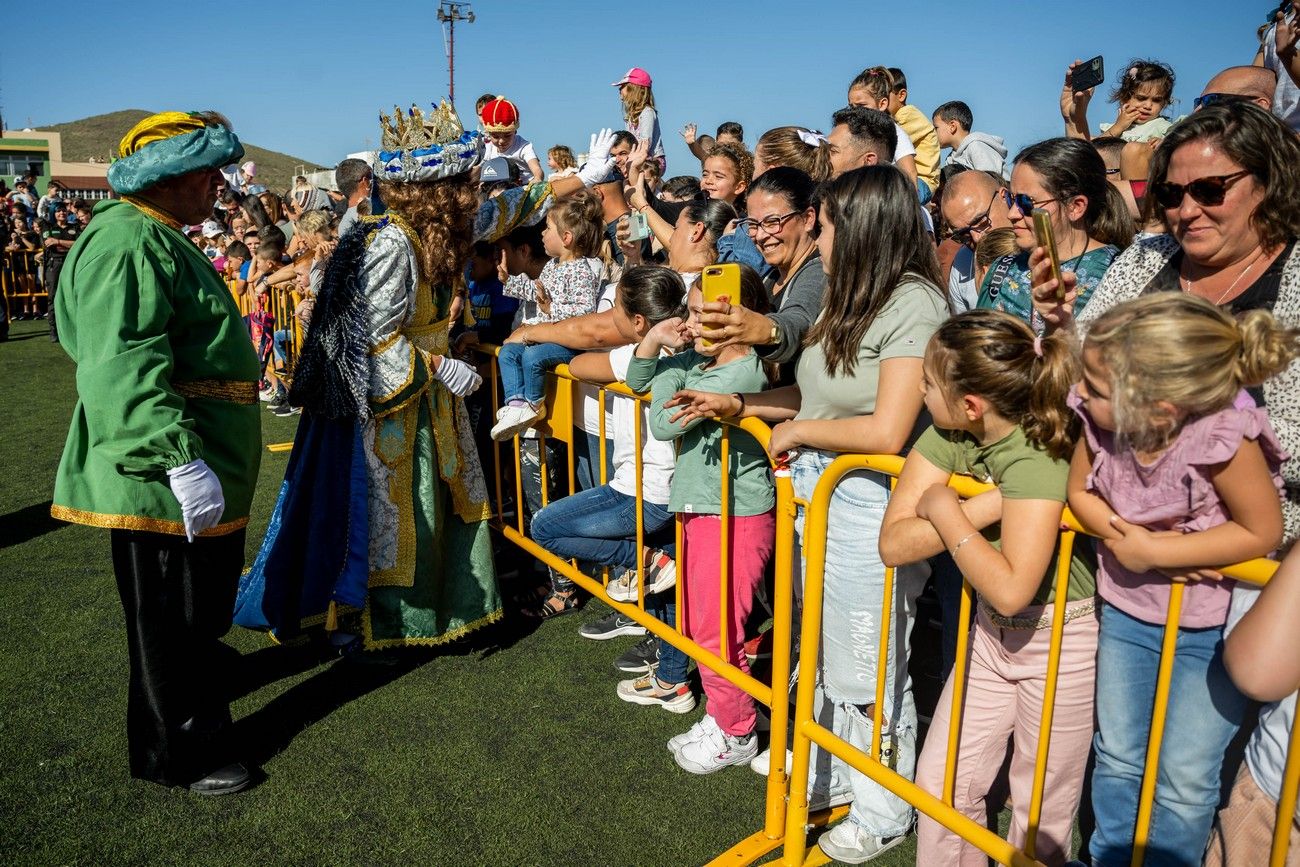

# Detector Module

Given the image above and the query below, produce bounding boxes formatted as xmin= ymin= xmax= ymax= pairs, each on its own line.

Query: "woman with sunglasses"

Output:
xmin=1052 ymin=100 xmax=1300 ymax=867
xmin=693 ymin=167 xmax=825 ymax=383
xmin=978 ymin=137 xmax=1133 ymax=331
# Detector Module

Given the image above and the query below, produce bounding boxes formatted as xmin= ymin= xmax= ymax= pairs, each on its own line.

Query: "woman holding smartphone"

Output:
xmin=978 ymin=136 xmax=1132 ymax=332
xmin=667 ymin=165 xmax=949 ymax=863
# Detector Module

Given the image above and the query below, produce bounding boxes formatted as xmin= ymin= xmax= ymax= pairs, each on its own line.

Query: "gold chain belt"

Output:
xmin=979 ymin=597 xmax=1098 ymax=631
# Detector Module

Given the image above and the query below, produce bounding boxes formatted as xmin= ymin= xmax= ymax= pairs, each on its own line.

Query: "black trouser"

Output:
xmin=45 ymin=258 xmax=63 ymax=341
xmin=109 ymin=528 xmax=245 ymax=786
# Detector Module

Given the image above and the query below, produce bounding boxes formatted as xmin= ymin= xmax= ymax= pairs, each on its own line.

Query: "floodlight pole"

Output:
xmin=436 ymin=1 xmax=475 ymax=109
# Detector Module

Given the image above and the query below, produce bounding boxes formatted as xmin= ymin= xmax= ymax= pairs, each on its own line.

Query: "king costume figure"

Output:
xmin=234 ymin=101 xmax=560 ymax=652
xmin=51 ymin=110 xmax=261 ymax=795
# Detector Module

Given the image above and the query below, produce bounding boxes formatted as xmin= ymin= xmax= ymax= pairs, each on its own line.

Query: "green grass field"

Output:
xmin=0 ymin=318 xmax=923 ymax=866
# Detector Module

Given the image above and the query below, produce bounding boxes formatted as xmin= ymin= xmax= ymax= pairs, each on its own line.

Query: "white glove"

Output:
xmin=434 ymin=355 xmax=482 ymax=397
xmin=587 ymin=128 xmax=616 ymax=163
xmin=166 ymin=459 xmax=225 ymax=542
xmin=577 ymin=128 xmax=618 ymax=188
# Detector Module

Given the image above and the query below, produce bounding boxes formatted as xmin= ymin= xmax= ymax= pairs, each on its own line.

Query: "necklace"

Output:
xmin=1180 ymin=248 xmax=1266 ymax=306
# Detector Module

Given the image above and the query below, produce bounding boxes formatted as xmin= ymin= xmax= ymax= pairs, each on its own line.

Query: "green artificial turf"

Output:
xmin=0 ymin=319 xmax=921 ymax=866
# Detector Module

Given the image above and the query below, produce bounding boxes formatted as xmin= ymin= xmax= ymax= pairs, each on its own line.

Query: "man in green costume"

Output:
xmin=51 ymin=110 xmax=261 ymax=795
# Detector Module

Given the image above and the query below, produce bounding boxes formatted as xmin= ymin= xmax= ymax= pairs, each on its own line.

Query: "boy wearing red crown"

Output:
xmin=480 ymin=95 xmax=543 ymax=184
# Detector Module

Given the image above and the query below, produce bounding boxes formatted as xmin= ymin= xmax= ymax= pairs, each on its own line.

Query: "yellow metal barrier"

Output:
xmin=461 ymin=346 xmax=1296 ymax=865
xmin=782 ymin=454 xmax=1294 ymax=867
xmin=2 ymin=250 xmax=45 ymax=318
xmin=477 ymin=344 xmax=802 ymax=864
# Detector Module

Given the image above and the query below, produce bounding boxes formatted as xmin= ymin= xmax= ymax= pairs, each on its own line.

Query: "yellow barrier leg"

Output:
xmin=943 ymin=579 xmax=974 ymax=807
xmin=781 ymin=472 xmax=835 ymax=866
xmin=1270 ymin=693 xmax=1300 ymax=867
xmin=1130 ymin=582 xmax=1185 ymax=867
xmin=763 ymin=469 xmax=797 ymax=840
xmin=1023 ymin=531 xmax=1076 ymax=860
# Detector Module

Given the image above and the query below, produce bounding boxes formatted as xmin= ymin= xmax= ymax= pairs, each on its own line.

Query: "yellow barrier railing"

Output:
xmin=782 ymin=455 xmax=1295 ymax=867
xmin=2 ymin=250 xmax=46 ymax=318
xmin=473 ymin=348 xmax=1296 ymax=866
xmin=478 ymin=345 xmax=803 ymax=864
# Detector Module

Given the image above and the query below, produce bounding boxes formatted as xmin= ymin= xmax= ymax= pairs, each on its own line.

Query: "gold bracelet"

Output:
xmin=950 ymin=531 xmax=979 ymax=558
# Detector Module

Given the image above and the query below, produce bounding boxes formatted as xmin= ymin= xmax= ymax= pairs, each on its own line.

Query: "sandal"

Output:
xmin=525 ymin=589 xmax=581 ymax=619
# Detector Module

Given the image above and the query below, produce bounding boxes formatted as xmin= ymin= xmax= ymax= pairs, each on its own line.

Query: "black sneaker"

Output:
xmin=614 ymin=635 xmax=659 ymax=674
xmin=578 ymin=610 xmax=647 ymax=641
xmin=271 ymin=404 xmax=301 ymax=417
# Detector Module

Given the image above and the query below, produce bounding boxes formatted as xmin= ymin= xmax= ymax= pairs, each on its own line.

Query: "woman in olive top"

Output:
xmin=668 ymin=165 xmax=949 ymax=862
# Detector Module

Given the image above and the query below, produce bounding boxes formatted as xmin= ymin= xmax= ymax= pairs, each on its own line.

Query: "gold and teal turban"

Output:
xmin=107 ymin=111 xmax=244 ymax=196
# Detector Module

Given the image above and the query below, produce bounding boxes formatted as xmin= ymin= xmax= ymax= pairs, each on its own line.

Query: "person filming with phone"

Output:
xmin=977 ymin=137 xmax=1133 ymax=330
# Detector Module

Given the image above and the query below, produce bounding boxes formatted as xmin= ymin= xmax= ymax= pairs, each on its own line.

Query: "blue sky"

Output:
xmin=1 ymin=0 xmax=1271 ymax=178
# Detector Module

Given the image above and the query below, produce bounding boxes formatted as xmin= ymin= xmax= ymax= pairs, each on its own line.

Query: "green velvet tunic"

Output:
xmin=51 ymin=200 xmax=262 ymax=536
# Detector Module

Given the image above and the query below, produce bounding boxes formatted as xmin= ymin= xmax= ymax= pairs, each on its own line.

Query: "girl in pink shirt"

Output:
xmin=1067 ymin=292 xmax=1295 ymax=867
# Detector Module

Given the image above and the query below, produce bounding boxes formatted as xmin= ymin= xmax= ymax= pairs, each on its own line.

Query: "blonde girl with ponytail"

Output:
xmin=1067 ymin=292 xmax=1297 ymax=867
xmin=880 ymin=308 xmax=1098 ymax=866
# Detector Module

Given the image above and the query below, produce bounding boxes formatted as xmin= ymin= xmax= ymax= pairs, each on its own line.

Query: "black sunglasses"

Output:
xmin=1150 ymin=170 xmax=1252 ymax=209
xmin=1193 ymin=92 xmax=1248 ymax=110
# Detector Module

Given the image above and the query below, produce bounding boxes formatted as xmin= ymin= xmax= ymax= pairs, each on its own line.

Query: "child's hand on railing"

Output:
xmin=1105 ymin=517 xmax=1183 ymax=574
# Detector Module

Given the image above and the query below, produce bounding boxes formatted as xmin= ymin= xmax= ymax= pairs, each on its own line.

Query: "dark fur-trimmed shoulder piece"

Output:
xmin=288 ymin=221 xmax=371 ymax=419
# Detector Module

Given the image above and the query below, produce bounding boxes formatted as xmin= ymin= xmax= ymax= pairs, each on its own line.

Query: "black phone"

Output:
xmin=1071 ymin=56 xmax=1105 ymax=93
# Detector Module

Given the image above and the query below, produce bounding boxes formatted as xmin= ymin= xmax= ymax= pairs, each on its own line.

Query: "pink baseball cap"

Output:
xmin=612 ymin=67 xmax=652 ymax=88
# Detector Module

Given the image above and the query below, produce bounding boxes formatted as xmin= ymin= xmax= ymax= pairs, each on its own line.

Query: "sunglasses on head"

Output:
xmin=1193 ymin=92 xmax=1248 ymax=110
xmin=1150 ymin=170 xmax=1253 ymax=209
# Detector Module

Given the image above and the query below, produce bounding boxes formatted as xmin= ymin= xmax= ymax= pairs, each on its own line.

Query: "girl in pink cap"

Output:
xmin=614 ymin=67 xmax=665 ymax=173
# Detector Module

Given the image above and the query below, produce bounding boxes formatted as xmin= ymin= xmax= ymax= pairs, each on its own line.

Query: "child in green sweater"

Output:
xmin=623 ymin=268 xmax=775 ymax=775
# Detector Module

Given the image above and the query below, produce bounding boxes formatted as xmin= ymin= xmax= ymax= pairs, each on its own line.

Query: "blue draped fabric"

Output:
xmin=233 ymin=413 xmax=369 ymax=638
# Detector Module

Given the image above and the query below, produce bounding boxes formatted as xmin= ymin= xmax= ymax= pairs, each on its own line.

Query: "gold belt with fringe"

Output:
xmin=173 ymin=379 xmax=258 ymax=404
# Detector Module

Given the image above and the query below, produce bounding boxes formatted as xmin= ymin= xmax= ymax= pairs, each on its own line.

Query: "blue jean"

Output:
xmin=531 ymin=484 xmax=673 ymax=570
xmin=916 ymin=177 xmax=932 ymax=205
xmin=791 ymin=448 xmax=925 ymax=837
xmin=530 ymin=484 xmax=687 ymax=683
xmin=573 ymin=432 xmax=614 ymax=493
xmin=1090 ymin=602 xmax=1248 ymax=867
xmin=498 ymin=341 xmax=576 ymax=405
xmin=273 ymin=328 xmax=291 ymax=363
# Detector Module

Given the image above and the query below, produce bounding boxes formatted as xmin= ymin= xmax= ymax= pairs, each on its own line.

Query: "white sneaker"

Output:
xmin=667 ymin=714 xmax=720 ymax=754
xmin=616 ymin=674 xmax=696 ymax=713
xmin=490 ymin=402 xmax=544 ymax=441
xmin=816 ymin=820 xmax=908 ymax=864
xmin=674 ymin=725 xmax=759 ymax=775
xmin=607 ymin=551 xmax=676 ymax=603
xmin=749 ymin=746 xmax=793 ymax=776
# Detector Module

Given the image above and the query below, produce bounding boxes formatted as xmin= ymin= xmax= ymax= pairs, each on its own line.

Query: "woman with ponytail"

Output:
xmin=880 ymin=309 xmax=1097 ymax=866
xmin=978 ymin=136 xmax=1133 ymax=330
xmin=1066 ymin=292 xmax=1296 ymax=867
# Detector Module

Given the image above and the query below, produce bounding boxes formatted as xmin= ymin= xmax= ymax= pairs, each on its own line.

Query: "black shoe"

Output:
xmin=578 ymin=610 xmax=647 ymax=641
xmin=271 ymin=404 xmax=301 ymax=417
xmin=614 ymin=635 xmax=659 ymax=674
xmin=187 ymin=762 xmax=251 ymax=796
